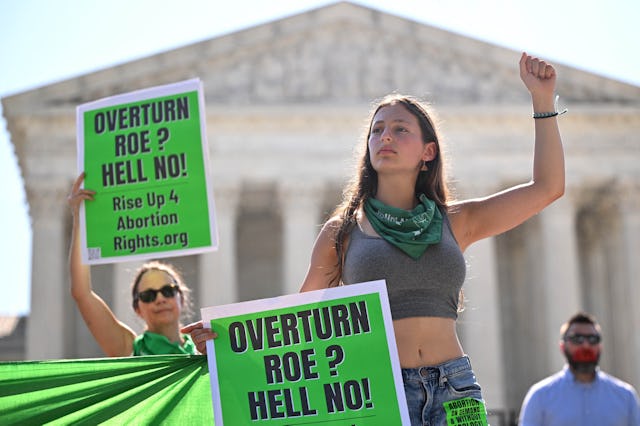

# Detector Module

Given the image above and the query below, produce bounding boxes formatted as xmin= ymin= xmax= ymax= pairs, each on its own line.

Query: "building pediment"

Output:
xmin=4 ymin=1 xmax=639 ymax=115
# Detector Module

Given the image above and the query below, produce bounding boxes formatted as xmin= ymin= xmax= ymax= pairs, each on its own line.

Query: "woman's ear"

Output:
xmin=422 ymin=141 xmax=437 ymax=162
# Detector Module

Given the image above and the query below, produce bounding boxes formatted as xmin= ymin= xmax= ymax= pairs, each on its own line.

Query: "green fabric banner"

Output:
xmin=0 ymin=355 xmax=214 ymax=425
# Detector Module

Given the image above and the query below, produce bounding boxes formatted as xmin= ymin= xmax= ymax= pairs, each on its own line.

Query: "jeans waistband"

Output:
xmin=401 ymin=355 xmax=472 ymax=382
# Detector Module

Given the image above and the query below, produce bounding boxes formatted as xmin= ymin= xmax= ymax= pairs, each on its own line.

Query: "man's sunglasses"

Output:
xmin=136 ymin=284 xmax=180 ymax=304
xmin=564 ymin=334 xmax=601 ymax=345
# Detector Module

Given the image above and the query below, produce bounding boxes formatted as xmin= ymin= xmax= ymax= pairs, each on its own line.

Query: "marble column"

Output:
xmin=112 ymin=261 xmax=145 ymax=335
xmin=618 ymin=184 xmax=640 ymax=389
xmin=26 ymin=187 xmax=68 ymax=360
xmin=198 ymin=182 xmax=240 ymax=308
xmin=462 ymin=237 xmax=507 ymax=410
xmin=278 ymin=181 xmax=323 ymax=295
xmin=455 ymin=181 xmax=506 ymax=409
xmin=538 ymin=193 xmax=581 ymax=370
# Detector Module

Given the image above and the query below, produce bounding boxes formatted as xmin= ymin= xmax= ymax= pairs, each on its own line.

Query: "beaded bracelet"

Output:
xmin=533 ymin=95 xmax=568 ymax=119
xmin=533 ymin=111 xmax=559 ymax=119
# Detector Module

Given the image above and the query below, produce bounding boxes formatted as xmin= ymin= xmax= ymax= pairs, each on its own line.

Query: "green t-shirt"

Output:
xmin=132 ymin=331 xmax=197 ymax=356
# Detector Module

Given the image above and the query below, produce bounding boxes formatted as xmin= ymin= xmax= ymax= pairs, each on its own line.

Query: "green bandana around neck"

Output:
xmin=132 ymin=331 xmax=197 ymax=356
xmin=364 ymin=193 xmax=443 ymax=259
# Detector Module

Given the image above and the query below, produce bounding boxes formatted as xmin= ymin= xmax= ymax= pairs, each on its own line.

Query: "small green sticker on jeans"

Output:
xmin=443 ymin=397 xmax=488 ymax=425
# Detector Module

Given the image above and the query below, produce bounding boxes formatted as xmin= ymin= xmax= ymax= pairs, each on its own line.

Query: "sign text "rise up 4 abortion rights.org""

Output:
xmin=76 ymin=79 xmax=217 ymax=264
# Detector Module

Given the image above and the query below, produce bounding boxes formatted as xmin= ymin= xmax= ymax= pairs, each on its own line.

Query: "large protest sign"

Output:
xmin=201 ymin=280 xmax=410 ymax=425
xmin=76 ymin=79 xmax=217 ymax=264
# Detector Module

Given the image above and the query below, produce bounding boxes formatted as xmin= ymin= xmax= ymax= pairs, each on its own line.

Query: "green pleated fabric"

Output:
xmin=0 ymin=355 xmax=214 ymax=425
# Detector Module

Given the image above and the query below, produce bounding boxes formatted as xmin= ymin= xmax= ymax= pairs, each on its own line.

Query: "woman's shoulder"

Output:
xmin=324 ymin=215 xmax=343 ymax=228
xmin=320 ymin=215 xmax=349 ymax=237
xmin=438 ymin=201 xmax=472 ymax=250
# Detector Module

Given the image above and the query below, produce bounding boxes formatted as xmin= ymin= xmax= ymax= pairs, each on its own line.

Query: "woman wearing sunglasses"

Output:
xmin=68 ymin=173 xmax=197 ymax=357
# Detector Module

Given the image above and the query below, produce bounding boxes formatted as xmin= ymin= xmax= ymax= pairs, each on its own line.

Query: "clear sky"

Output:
xmin=1 ymin=0 xmax=638 ymax=316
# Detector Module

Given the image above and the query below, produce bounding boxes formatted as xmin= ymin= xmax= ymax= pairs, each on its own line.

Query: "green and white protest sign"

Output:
xmin=76 ymin=78 xmax=217 ymax=264
xmin=201 ymin=280 xmax=410 ymax=425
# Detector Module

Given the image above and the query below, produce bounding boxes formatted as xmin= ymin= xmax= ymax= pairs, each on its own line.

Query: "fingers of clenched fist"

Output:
xmin=524 ymin=54 xmax=555 ymax=80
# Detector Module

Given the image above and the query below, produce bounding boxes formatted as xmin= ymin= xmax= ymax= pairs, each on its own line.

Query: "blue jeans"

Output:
xmin=402 ymin=356 xmax=486 ymax=426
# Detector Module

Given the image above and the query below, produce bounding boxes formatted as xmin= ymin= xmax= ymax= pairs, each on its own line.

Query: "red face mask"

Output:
xmin=570 ymin=347 xmax=599 ymax=363
xmin=564 ymin=346 xmax=600 ymax=375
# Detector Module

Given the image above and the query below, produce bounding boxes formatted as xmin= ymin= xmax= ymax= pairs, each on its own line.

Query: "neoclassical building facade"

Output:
xmin=3 ymin=2 xmax=639 ymax=416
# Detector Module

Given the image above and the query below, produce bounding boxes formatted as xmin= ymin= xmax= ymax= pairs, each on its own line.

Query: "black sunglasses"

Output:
xmin=565 ymin=334 xmax=601 ymax=345
xmin=136 ymin=284 xmax=180 ymax=304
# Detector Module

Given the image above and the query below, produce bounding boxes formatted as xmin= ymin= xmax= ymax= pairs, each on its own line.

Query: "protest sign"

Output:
xmin=76 ymin=78 xmax=217 ymax=264
xmin=201 ymin=280 xmax=410 ymax=425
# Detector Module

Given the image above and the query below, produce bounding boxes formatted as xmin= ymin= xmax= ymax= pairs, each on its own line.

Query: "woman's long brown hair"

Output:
xmin=329 ymin=94 xmax=450 ymax=285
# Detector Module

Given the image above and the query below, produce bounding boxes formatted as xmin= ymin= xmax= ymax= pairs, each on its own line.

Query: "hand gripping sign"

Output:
xmin=201 ymin=280 xmax=411 ymax=425
xmin=76 ymin=78 xmax=217 ymax=264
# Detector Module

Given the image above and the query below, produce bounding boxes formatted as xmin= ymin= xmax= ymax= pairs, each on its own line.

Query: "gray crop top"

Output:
xmin=342 ymin=211 xmax=466 ymax=320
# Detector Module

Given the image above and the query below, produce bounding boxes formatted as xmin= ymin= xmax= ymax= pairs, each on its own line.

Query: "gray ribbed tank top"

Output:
xmin=342 ymin=212 xmax=466 ymax=320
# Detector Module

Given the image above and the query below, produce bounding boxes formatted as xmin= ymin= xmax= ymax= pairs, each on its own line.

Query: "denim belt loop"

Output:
xmin=438 ymin=365 xmax=448 ymax=387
